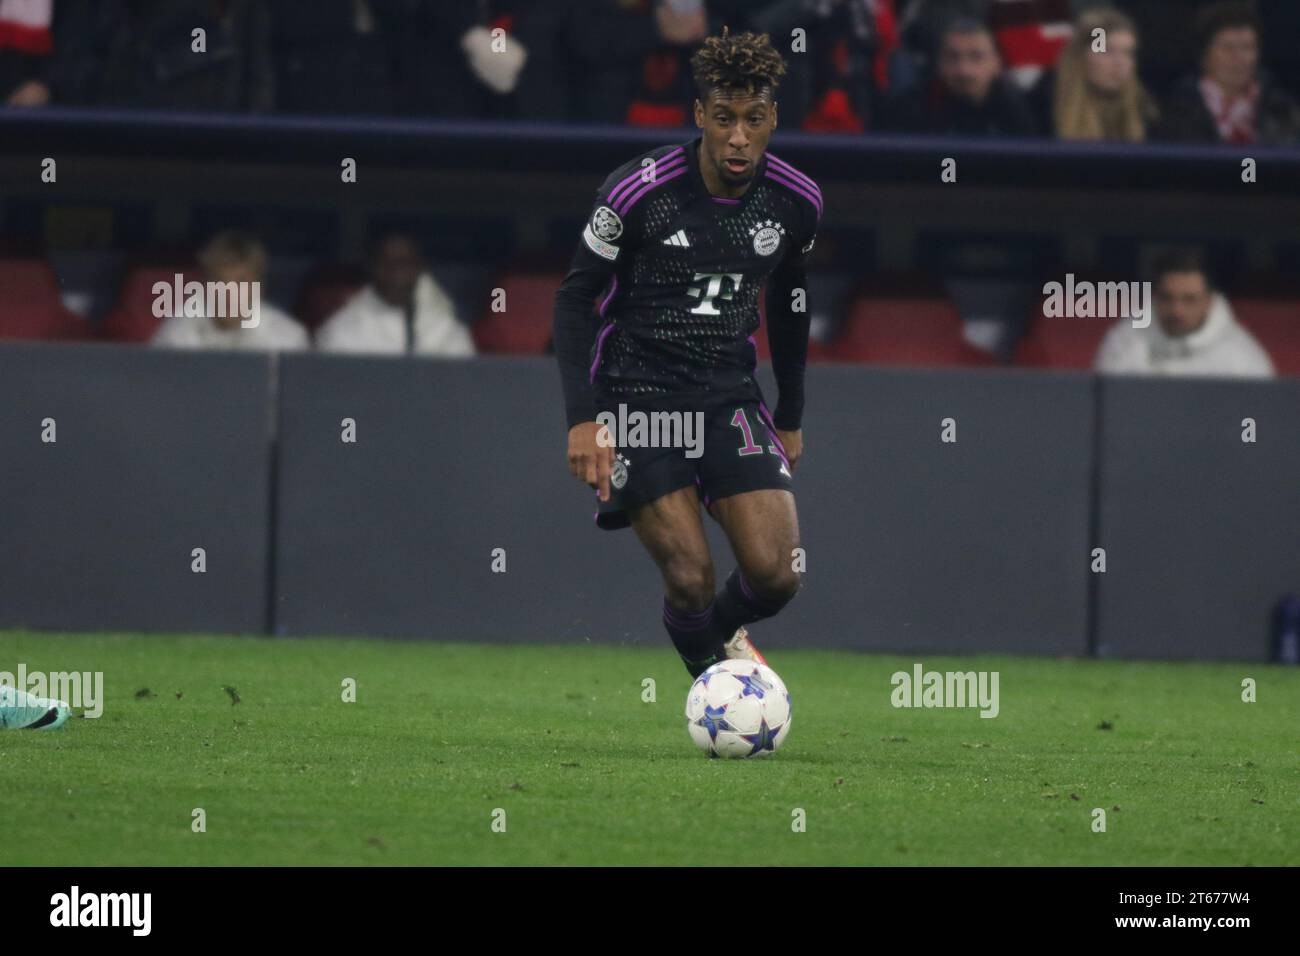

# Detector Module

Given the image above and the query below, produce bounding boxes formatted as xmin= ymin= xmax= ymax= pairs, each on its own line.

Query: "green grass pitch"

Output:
xmin=1 ymin=630 xmax=1295 ymax=866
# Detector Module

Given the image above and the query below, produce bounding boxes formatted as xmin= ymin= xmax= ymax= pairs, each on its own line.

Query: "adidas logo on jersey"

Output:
xmin=661 ymin=230 xmax=691 ymax=247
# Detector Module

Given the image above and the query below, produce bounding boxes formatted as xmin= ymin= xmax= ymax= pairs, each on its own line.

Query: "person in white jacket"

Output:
xmin=1095 ymin=249 xmax=1274 ymax=379
xmin=315 ymin=234 xmax=476 ymax=357
xmin=152 ymin=231 xmax=309 ymax=352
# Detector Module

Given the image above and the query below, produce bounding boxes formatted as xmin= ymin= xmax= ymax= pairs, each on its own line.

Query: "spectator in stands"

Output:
xmin=714 ymin=0 xmax=896 ymax=132
xmin=623 ymin=0 xmax=709 ymax=129
xmin=506 ymin=0 xmax=701 ymax=124
xmin=1 ymin=0 xmax=54 ymax=106
xmin=315 ymin=234 xmax=475 ymax=357
xmin=1157 ymin=1 xmax=1300 ymax=146
xmin=896 ymin=1 xmax=1115 ymax=97
xmin=1095 ymin=248 xmax=1274 ymax=378
xmin=381 ymin=1 xmax=539 ymax=120
xmin=986 ymin=0 xmax=1074 ymax=91
xmin=0 ymin=0 xmax=99 ymax=107
xmin=884 ymin=18 xmax=1038 ymax=135
xmin=153 ymin=231 xmax=309 ymax=351
xmin=1033 ymin=7 xmax=1156 ymax=141
xmin=803 ymin=0 xmax=897 ymax=133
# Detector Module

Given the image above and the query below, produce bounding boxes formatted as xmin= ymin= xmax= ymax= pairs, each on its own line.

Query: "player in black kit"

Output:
xmin=553 ymin=30 xmax=821 ymax=678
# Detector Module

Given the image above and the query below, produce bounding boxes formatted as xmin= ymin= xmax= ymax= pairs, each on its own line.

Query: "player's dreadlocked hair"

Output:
xmin=689 ymin=27 xmax=788 ymax=103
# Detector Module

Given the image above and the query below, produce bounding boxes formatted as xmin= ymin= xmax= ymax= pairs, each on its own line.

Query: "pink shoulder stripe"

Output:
xmin=612 ymin=162 xmax=687 ymax=215
xmin=764 ymin=170 xmax=823 ymax=216
xmin=606 ymin=147 xmax=685 ymax=208
xmin=765 ymin=152 xmax=821 ymax=198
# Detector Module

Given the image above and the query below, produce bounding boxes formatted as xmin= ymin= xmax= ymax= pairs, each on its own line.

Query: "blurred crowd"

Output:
xmin=61 ymin=229 xmax=1283 ymax=381
xmin=3 ymin=0 xmax=1299 ymax=146
xmin=3 ymin=0 xmax=1296 ymax=381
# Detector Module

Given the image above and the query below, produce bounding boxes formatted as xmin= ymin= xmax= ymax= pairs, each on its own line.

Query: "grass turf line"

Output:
xmin=0 ymin=630 xmax=1294 ymax=866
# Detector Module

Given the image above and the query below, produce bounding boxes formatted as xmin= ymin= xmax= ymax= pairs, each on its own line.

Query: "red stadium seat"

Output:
xmin=1233 ymin=298 xmax=1300 ymax=376
xmin=1014 ymin=314 xmax=1112 ymax=370
xmin=100 ymin=262 xmax=199 ymax=342
xmin=830 ymin=294 xmax=996 ymax=367
xmin=1014 ymin=271 xmax=1137 ymax=370
xmin=293 ymin=262 xmax=366 ymax=330
xmin=473 ymin=272 xmax=564 ymax=354
xmin=0 ymin=258 xmax=91 ymax=340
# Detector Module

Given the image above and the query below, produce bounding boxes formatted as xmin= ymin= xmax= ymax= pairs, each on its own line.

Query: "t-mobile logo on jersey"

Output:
xmin=686 ymin=272 xmax=743 ymax=315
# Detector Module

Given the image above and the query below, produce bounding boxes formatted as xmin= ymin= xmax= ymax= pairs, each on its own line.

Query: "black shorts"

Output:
xmin=591 ymin=394 xmax=794 ymax=531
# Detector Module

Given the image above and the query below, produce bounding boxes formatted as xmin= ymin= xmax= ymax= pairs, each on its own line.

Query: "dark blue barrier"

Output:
xmin=3 ymin=108 xmax=1298 ymax=193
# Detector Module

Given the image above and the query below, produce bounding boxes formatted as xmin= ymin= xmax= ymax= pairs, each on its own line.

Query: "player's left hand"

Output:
xmin=775 ymin=428 xmax=801 ymax=472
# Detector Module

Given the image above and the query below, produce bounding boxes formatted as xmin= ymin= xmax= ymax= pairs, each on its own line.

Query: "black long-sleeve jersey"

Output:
xmin=553 ymin=135 xmax=822 ymax=432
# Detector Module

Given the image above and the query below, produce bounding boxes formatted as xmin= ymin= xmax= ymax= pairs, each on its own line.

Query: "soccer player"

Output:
xmin=553 ymin=30 xmax=821 ymax=678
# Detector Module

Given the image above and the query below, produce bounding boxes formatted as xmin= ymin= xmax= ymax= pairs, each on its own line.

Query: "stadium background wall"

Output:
xmin=4 ymin=115 xmax=1300 ymax=280
xmin=2 ymin=342 xmax=1296 ymax=662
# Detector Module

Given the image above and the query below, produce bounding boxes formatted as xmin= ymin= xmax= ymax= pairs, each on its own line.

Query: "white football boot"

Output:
xmin=0 ymin=684 xmax=71 ymax=730
xmin=723 ymin=626 xmax=768 ymax=666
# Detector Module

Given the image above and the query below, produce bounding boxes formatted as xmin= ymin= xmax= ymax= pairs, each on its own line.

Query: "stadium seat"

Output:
xmin=1233 ymin=299 xmax=1300 ymax=376
xmin=0 ymin=258 xmax=91 ymax=340
xmin=428 ymin=260 xmax=496 ymax=331
xmin=472 ymin=272 xmax=565 ymax=354
xmin=293 ymin=262 xmax=366 ymax=331
xmin=48 ymin=249 xmax=127 ymax=327
xmin=100 ymin=260 xmax=199 ymax=343
xmin=1014 ymin=313 xmax=1112 ymax=370
xmin=829 ymin=291 xmax=996 ymax=367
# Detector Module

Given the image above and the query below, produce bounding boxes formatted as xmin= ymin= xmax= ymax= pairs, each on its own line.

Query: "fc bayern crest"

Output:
xmin=750 ymin=220 xmax=785 ymax=256
xmin=611 ymin=453 xmax=629 ymax=490
xmin=592 ymin=205 xmax=623 ymax=242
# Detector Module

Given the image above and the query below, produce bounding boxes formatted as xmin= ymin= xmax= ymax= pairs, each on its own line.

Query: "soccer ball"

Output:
xmin=685 ymin=659 xmax=791 ymax=758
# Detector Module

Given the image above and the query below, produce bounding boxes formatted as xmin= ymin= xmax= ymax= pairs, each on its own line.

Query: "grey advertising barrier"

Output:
xmin=273 ymin=356 xmax=1095 ymax=656
xmin=0 ymin=342 xmax=272 ymax=634
xmin=782 ymin=365 xmax=1094 ymax=655
xmin=1094 ymin=376 xmax=1300 ymax=661
xmin=5 ymin=344 xmax=1290 ymax=660
xmin=272 ymin=354 xmax=671 ymax=644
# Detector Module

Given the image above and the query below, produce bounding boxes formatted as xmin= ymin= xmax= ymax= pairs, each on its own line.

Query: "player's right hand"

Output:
xmin=567 ymin=421 xmax=615 ymax=502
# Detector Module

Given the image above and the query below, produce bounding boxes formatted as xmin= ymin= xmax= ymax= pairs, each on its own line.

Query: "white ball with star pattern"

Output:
xmin=685 ymin=659 xmax=791 ymax=758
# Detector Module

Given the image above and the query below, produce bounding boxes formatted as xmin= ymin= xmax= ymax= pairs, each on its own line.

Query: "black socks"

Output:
xmin=663 ymin=569 xmax=798 ymax=677
xmin=712 ymin=567 xmax=795 ymax=639
xmin=661 ymin=598 xmax=725 ymax=678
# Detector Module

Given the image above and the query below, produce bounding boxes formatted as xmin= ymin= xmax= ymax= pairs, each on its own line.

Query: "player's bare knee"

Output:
xmin=771 ymin=572 xmax=802 ymax=606
xmin=663 ymin=559 xmax=715 ymax=611
xmin=747 ymin=564 xmax=801 ymax=606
